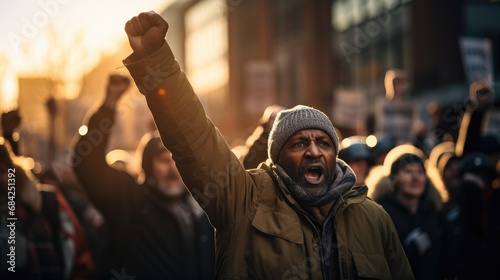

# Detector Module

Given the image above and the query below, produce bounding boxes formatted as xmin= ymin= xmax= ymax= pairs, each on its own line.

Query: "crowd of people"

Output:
xmin=1 ymin=11 xmax=499 ymax=280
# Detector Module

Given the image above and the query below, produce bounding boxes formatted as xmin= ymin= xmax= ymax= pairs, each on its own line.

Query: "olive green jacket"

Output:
xmin=125 ymin=42 xmax=414 ymax=280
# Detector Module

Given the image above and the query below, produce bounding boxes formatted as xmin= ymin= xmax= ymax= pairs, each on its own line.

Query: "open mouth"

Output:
xmin=304 ymin=165 xmax=325 ymax=185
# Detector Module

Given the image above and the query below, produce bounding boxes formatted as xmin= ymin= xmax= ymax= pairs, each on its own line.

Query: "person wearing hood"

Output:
xmin=72 ymin=74 xmax=214 ymax=280
xmin=120 ymin=11 xmax=413 ymax=279
xmin=377 ymin=153 xmax=444 ymax=280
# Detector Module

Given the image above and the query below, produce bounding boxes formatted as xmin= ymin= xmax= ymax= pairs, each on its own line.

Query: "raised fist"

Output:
xmin=125 ymin=11 xmax=169 ymax=61
xmin=469 ymin=80 xmax=493 ymax=111
xmin=1 ymin=109 xmax=21 ymax=133
xmin=104 ymin=75 xmax=131 ymax=109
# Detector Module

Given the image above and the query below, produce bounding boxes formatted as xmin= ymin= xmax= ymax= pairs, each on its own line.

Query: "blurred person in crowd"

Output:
xmin=121 ymin=11 xmax=413 ymax=279
xmin=338 ymin=139 xmax=374 ymax=186
xmin=426 ymin=141 xmax=464 ymax=279
xmin=365 ymin=136 xmax=395 ymax=198
xmin=456 ymin=153 xmax=499 ymax=279
xmin=240 ymin=104 xmax=285 ymax=169
xmin=0 ymin=138 xmax=95 ymax=280
xmin=72 ymin=74 xmax=214 ymax=280
xmin=1 ymin=109 xmax=21 ymax=155
xmin=456 ymin=80 xmax=499 ymax=162
xmin=453 ymin=80 xmax=500 ymax=278
xmin=377 ymin=153 xmax=444 ymax=280
xmin=372 ymin=136 xmax=396 ymax=166
xmin=436 ymin=151 xmax=463 ymax=279
xmin=36 ymin=165 xmax=110 ymax=280
xmin=412 ymin=121 xmax=433 ymax=156
xmin=427 ymin=141 xmax=459 ymax=206
xmin=370 ymin=144 xmax=443 ymax=210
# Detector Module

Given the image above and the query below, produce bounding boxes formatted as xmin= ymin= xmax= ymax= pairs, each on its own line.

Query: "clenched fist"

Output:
xmin=103 ymin=75 xmax=131 ymax=109
xmin=125 ymin=11 xmax=169 ymax=61
xmin=469 ymin=80 xmax=493 ymax=111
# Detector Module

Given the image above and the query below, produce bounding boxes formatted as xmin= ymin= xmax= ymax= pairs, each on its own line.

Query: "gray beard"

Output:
xmin=272 ymin=160 xmax=356 ymax=207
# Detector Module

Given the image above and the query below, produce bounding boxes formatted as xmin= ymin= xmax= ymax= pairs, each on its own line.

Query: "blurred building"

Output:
xmin=331 ymin=0 xmax=500 ymax=142
xmin=19 ymin=0 xmax=495 ymax=163
xmin=162 ymin=0 xmax=333 ymax=144
xmin=17 ymin=77 xmax=53 ymax=166
xmin=16 ymin=42 xmax=156 ymax=170
xmin=168 ymin=0 xmax=500 ymax=145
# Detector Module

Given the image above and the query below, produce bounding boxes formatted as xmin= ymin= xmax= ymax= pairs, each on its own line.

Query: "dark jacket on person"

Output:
xmin=72 ymin=106 xmax=215 ymax=280
xmin=124 ymin=42 xmax=413 ymax=280
xmin=377 ymin=184 xmax=443 ymax=280
xmin=455 ymin=90 xmax=500 ymax=279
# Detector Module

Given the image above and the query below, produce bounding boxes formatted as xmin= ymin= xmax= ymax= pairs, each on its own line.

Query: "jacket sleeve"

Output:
xmin=72 ymin=106 xmax=137 ymax=218
xmin=125 ymin=42 xmax=258 ymax=231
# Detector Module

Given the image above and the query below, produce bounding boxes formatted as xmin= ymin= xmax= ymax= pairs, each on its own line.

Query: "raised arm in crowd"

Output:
xmin=122 ymin=11 xmax=414 ymax=279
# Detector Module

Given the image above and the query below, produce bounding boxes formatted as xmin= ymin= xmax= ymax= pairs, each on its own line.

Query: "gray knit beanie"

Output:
xmin=268 ymin=105 xmax=339 ymax=163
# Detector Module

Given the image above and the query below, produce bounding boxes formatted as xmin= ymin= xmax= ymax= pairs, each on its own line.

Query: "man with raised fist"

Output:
xmin=123 ymin=11 xmax=413 ymax=279
xmin=73 ymin=74 xmax=214 ymax=280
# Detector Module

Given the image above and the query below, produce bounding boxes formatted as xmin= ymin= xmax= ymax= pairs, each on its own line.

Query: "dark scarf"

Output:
xmin=272 ymin=159 xmax=357 ymax=263
xmin=272 ymin=159 xmax=356 ymax=208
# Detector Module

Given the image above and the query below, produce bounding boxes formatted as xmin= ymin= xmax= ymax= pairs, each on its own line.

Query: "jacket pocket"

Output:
xmin=351 ymin=252 xmax=391 ymax=280
xmin=251 ymin=205 xmax=303 ymax=244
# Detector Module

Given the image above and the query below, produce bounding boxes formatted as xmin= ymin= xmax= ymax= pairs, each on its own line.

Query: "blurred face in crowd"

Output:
xmin=151 ymin=150 xmax=185 ymax=197
xmin=393 ymin=163 xmax=426 ymax=199
xmin=348 ymin=159 xmax=369 ymax=185
xmin=278 ymin=129 xmax=336 ymax=196
xmin=443 ymin=159 xmax=459 ymax=189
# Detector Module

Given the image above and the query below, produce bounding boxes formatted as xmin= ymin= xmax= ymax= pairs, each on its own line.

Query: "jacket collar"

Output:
xmin=249 ymin=162 xmax=368 ymax=243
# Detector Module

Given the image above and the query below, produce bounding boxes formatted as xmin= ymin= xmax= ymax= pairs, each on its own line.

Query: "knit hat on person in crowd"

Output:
xmin=135 ymin=132 xmax=169 ymax=183
xmin=268 ymin=105 xmax=339 ymax=163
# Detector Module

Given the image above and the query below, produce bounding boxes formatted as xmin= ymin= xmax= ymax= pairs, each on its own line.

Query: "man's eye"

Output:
xmin=293 ymin=142 xmax=305 ymax=148
xmin=318 ymin=141 xmax=331 ymax=147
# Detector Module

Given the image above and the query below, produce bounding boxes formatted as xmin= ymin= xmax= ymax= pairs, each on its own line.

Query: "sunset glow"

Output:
xmin=0 ymin=0 xmax=172 ymax=109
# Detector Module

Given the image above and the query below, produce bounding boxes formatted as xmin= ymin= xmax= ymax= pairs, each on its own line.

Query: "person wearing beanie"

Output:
xmin=72 ymin=74 xmax=214 ymax=280
xmin=338 ymin=139 xmax=375 ymax=186
xmin=121 ymin=12 xmax=413 ymax=280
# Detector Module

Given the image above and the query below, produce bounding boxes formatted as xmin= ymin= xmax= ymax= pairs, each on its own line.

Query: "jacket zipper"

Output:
xmin=274 ymin=174 xmax=369 ymax=280
xmin=316 ymin=232 xmax=330 ymax=280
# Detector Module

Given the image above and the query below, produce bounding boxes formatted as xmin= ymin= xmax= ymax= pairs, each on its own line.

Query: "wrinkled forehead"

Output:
xmin=288 ymin=128 xmax=333 ymax=141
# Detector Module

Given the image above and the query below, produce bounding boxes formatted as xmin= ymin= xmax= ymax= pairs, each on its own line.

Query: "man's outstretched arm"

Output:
xmin=72 ymin=75 xmax=135 ymax=214
xmin=123 ymin=12 xmax=257 ymax=230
